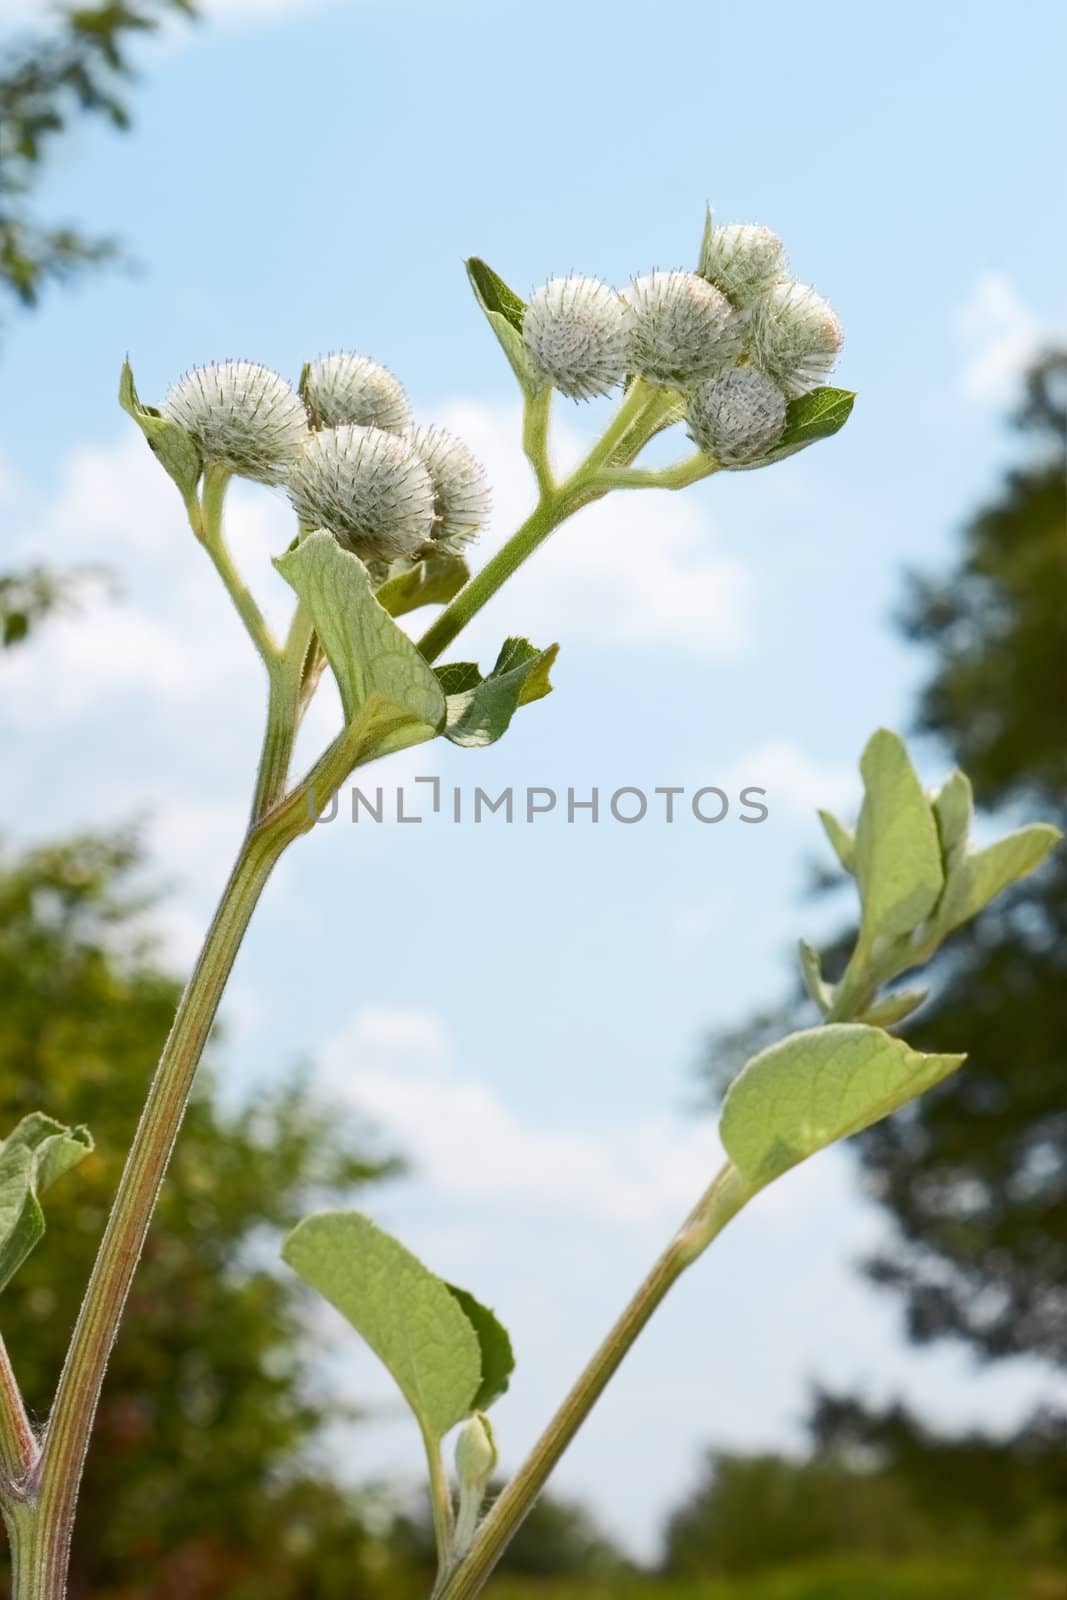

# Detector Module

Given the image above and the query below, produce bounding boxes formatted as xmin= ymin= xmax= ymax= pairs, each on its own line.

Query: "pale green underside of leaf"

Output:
xmin=438 ymin=636 xmax=558 ymax=748
xmin=376 ymin=551 xmax=471 ymax=618
xmin=936 ymin=823 xmax=1061 ymax=935
xmin=720 ymin=1024 xmax=964 ymax=1188
xmin=275 ymin=531 xmax=446 ymax=738
xmin=0 ymin=1113 xmax=93 ymax=1294
xmin=119 ymin=359 xmax=202 ymax=501
xmin=854 ymin=729 xmax=943 ymax=946
xmin=282 ymin=1212 xmax=482 ymax=1442
xmin=818 ymin=808 xmax=855 ymax=874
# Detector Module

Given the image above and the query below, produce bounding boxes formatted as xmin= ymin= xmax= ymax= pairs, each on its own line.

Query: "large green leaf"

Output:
xmin=444 ymin=1284 xmax=514 ymax=1410
xmin=282 ymin=1212 xmax=482 ymax=1441
xmin=275 ymin=531 xmax=446 ymax=740
xmin=376 ymin=550 xmax=471 ymax=618
xmin=438 ymin=636 xmax=558 ymax=749
xmin=119 ymin=359 xmax=203 ymax=504
xmin=853 ymin=730 xmax=943 ymax=948
xmin=0 ymin=1114 xmax=93 ymax=1293
xmin=466 ymin=258 xmax=542 ymax=396
xmin=720 ymin=1024 xmax=964 ymax=1189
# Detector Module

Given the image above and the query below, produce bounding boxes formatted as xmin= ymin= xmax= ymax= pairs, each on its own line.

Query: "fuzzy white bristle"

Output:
xmin=523 ymin=276 xmax=633 ymax=400
xmin=405 ymin=424 xmax=491 ymax=549
xmin=162 ymin=360 xmax=308 ymax=483
xmin=303 ymin=353 xmax=410 ymax=433
xmin=750 ymin=281 xmax=843 ymax=396
xmin=686 ymin=366 xmax=788 ymax=466
xmin=699 ymin=222 xmax=787 ymax=307
xmin=627 ymin=270 xmax=743 ymax=388
xmin=287 ymin=424 xmax=435 ymax=562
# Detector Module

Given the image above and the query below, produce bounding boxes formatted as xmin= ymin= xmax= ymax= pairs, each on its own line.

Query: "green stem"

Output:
xmin=591 ymin=453 xmax=719 ymax=492
xmin=24 ymin=812 xmax=298 ymax=1600
xmin=522 ymin=387 xmax=554 ymax=497
xmin=422 ymin=1428 xmax=454 ymax=1574
xmin=250 ymin=602 xmax=315 ymax=824
xmin=0 ymin=1333 xmax=36 ymax=1493
xmin=194 ymin=465 xmax=281 ymax=668
xmin=437 ymin=1164 xmax=752 ymax=1600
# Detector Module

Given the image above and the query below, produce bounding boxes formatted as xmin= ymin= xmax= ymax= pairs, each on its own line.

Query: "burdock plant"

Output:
xmin=0 ymin=208 xmax=1059 ymax=1600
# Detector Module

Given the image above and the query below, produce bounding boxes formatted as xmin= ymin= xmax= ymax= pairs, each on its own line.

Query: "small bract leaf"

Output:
xmin=858 ymin=988 xmax=928 ymax=1028
xmin=119 ymin=359 xmax=202 ymax=504
xmin=818 ymin=809 xmax=855 ymax=874
xmin=445 ymin=1284 xmax=515 ymax=1411
xmin=282 ymin=1212 xmax=482 ymax=1442
xmin=376 ymin=550 xmax=471 ymax=618
xmin=275 ymin=531 xmax=445 ymax=740
xmin=439 ymin=636 xmax=558 ymax=749
xmin=466 ymin=258 xmax=542 ymax=396
xmin=932 ymin=769 xmax=974 ymax=866
xmin=854 ymin=730 xmax=943 ymax=947
xmin=0 ymin=1113 xmax=92 ymax=1294
xmin=798 ymin=939 xmax=832 ymax=1015
xmin=720 ymin=1024 xmax=964 ymax=1188
xmin=739 ymin=388 xmax=855 ymax=469
xmin=936 ymin=824 xmax=1061 ymax=936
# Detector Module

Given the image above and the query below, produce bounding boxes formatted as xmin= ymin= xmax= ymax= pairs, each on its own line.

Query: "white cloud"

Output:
xmin=954 ymin=273 xmax=1042 ymax=404
xmin=720 ymin=736 xmax=858 ymax=821
xmin=439 ymin=400 xmax=751 ymax=659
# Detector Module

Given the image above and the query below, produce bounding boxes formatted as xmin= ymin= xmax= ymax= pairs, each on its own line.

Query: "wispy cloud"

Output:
xmin=954 ymin=272 xmax=1042 ymax=404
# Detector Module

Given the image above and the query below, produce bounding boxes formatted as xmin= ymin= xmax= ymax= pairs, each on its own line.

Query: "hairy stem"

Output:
xmin=24 ymin=815 xmax=295 ymax=1600
xmin=250 ymin=602 xmax=315 ymax=824
xmin=437 ymin=1164 xmax=752 ymax=1600
xmin=195 ymin=465 xmax=281 ymax=668
xmin=0 ymin=1333 xmax=37 ymax=1493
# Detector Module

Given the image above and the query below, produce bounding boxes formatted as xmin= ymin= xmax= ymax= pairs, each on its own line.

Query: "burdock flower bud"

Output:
xmin=627 ymin=270 xmax=743 ymax=388
xmin=302 ymin=353 xmax=410 ymax=433
xmin=523 ymin=275 xmax=633 ymax=400
xmin=686 ymin=366 xmax=788 ymax=466
xmin=162 ymin=360 xmax=308 ymax=483
xmin=287 ymin=424 xmax=435 ymax=562
xmin=699 ymin=222 xmax=787 ymax=307
xmin=751 ymin=281 xmax=843 ymax=397
xmin=405 ymin=424 xmax=491 ymax=549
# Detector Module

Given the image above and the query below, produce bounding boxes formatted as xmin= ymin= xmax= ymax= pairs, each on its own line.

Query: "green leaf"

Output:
xmin=739 ymin=388 xmax=856 ymax=471
xmin=0 ymin=1114 xmax=92 ymax=1294
xmin=275 ymin=531 xmax=446 ymax=745
xmin=853 ymin=730 xmax=943 ymax=948
xmin=445 ymin=1284 xmax=514 ymax=1411
xmin=858 ymin=988 xmax=928 ymax=1028
xmin=931 ymin=769 xmax=974 ymax=866
xmin=817 ymin=809 xmax=855 ymax=874
xmin=466 ymin=258 xmax=543 ymax=396
xmin=439 ymin=636 xmax=558 ymax=749
xmin=936 ymin=824 xmax=1061 ymax=936
xmin=376 ymin=551 xmax=471 ymax=618
xmin=282 ymin=1212 xmax=482 ymax=1442
xmin=798 ymin=939 xmax=832 ymax=1015
xmin=119 ymin=359 xmax=202 ymax=504
xmin=720 ymin=1024 xmax=964 ymax=1189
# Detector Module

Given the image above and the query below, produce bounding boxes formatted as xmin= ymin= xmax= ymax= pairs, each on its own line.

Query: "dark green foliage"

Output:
xmin=0 ymin=1 xmax=196 ymax=318
xmin=0 ymin=563 xmax=110 ymax=647
xmin=0 ymin=830 xmax=408 ymax=1598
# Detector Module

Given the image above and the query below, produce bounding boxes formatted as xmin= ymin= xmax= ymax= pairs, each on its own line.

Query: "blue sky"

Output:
xmin=2 ymin=0 xmax=1065 ymax=1561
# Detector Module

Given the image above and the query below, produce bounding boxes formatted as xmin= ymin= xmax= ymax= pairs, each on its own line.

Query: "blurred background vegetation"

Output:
xmin=1 ymin=5 xmax=1064 ymax=1597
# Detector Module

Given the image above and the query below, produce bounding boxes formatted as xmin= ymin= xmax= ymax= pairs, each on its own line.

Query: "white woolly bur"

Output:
xmin=523 ymin=276 xmax=633 ymax=400
xmin=751 ymin=281 xmax=843 ymax=397
xmin=287 ymin=425 xmax=435 ymax=562
xmin=686 ymin=366 xmax=788 ymax=466
xmin=699 ymin=222 xmax=787 ymax=307
xmin=627 ymin=270 xmax=743 ymax=388
xmin=405 ymin=424 xmax=491 ymax=549
xmin=303 ymin=353 xmax=410 ymax=433
xmin=162 ymin=360 xmax=308 ymax=483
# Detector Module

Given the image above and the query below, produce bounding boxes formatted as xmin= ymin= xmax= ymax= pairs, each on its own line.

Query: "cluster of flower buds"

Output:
xmin=520 ymin=215 xmax=842 ymax=466
xmin=162 ymin=353 xmax=491 ymax=567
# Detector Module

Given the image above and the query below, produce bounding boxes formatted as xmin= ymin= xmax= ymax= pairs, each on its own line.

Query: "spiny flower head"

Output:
xmin=686 ymin=365 xmax=788 ymax=466
xmin=405 ymin=424 xmax=491 ymax=550
xmin=287 ymin=424 xmax=435 ymax=563
xmin=750 ymin=281 xmax=843 ymax=397
xmin=627 ymin=270 xmax=743 ymax=388
xmin=302 ymin=352 xmax=410 ymax=433
xmin=523 ymin=275 xmax=633 ymax=400
xmin=162 ymin=360 xmax=308 ymax=483
xmin=699 ymin=221 xmax=787 ymax=308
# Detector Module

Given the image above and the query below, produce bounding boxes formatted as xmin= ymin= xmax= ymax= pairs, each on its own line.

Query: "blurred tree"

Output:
xmin=0 ymin=830 xmax=411 ymax=1600
xmin=0 ymin=0 xmax=196 ymax=318
xmin=856 ymin=350 xmax=1067 ymax=1364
